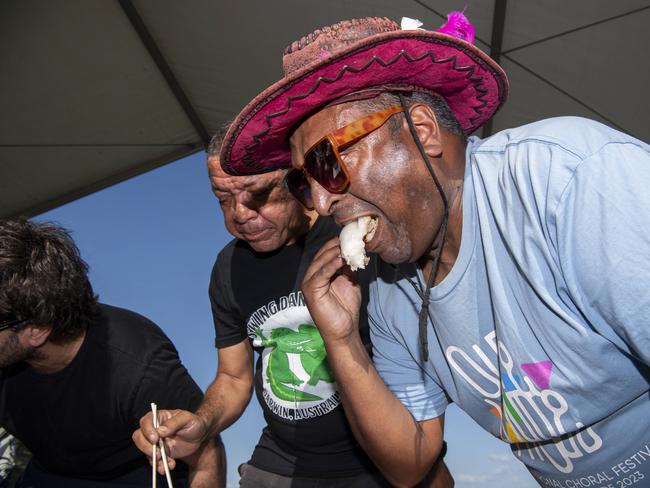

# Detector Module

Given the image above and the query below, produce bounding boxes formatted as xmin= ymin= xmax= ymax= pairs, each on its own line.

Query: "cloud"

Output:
xmin=456 ymin=473 xmax=489 ymax=483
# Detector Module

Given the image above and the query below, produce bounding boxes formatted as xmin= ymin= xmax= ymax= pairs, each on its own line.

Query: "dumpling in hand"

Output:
xmin=339 ymin=216 xmax=377 ymax=271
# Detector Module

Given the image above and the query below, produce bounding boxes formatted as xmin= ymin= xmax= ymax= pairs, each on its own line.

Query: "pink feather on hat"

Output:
xmin=436 ymin=11 xmax=475 ymax=44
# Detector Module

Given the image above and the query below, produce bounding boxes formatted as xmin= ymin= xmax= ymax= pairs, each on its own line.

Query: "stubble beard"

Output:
xmin=377 ymin=220 xmax=414 ymax=264
xmin=0 ymin=332 xmax=36 ymax=368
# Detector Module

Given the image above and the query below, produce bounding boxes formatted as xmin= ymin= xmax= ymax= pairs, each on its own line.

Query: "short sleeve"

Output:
xmin=209 ymin=244 xmax=247 ymax=349
xmin=368 ymin=278 xmax=449 ymax=421
xmin=557 ymin=141 xmax=650 ymax=365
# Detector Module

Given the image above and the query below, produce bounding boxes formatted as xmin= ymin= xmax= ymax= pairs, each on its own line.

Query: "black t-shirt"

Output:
xmin=209 ymin=217 xmax=377 ymax=478
xmin=0 ymin=304 xmax=202 ymax=482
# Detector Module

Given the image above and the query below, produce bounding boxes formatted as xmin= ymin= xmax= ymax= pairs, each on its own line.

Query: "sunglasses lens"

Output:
xmin=285 ymin=169 xmax=313 ymax=209
xmin=304 ymin=139 xmax=348 ymax=193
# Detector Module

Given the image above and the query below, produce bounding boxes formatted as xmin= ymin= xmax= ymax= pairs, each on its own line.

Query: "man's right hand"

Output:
xmin=132 ymin=409 xmax=209 ymax=472
xmin=301 ymin=237 xmax=362 ymax=344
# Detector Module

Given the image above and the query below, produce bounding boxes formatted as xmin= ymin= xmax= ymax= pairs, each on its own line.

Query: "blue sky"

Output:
xmin=38 ymin=152 xmax=538 ymax=487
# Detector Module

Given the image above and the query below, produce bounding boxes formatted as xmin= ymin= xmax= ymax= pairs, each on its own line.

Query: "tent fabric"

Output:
xmin=1 ymin=0 xmax=649 ymax=218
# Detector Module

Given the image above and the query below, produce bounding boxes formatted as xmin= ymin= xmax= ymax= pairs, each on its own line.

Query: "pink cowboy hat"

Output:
xmin=220 ymin=13 xmax=509 ymax=175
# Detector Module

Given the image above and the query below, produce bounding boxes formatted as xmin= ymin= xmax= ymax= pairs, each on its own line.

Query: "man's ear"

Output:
xmin=18 ymin=324 xmax=52 ymax=348
xmin=404 ymin=103 xmax=443 ymax=158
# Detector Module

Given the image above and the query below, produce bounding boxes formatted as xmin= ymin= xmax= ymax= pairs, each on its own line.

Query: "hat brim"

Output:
xmin=221 ymin=29 xmax=508 ymax=175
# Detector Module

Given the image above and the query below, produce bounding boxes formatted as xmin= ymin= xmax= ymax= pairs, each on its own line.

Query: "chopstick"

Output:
xmin=151 ymin=402 xmax=174 ymax=488
xmin=151 ymin=403 xmax=157 ymax=488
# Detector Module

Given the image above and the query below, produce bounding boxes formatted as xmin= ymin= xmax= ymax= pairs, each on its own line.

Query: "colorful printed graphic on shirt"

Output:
xmin=0 ymin=428 xmax=15 ymax=480
xmin=445 ymin=331 xmax=603 ymax=475
xmin=247 ymin=291 xmax=340 ymax=421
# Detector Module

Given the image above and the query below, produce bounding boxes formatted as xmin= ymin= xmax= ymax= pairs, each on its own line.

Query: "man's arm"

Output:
xmin=132 ymin=340 xmax=254 ymax=476
xmin=187 ymin=435 xmax=227 ymax=488
xmin=302 ymin=238 xmax=444 ymax=487
xmin=196 ymin=340 xmax=255 ymax=437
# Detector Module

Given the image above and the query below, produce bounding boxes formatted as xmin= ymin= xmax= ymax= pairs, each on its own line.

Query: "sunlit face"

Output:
xmin=0 ymin=329 xmax=33 ymax=368
xmin=207 ymin=157 xmax=310 ymax=253
xmin=290 ymin=100 xmax=442 ymax=264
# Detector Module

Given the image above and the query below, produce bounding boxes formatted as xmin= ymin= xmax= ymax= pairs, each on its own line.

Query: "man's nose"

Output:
xmin=232 ymin=196 xmax=257 ymax=223
xmin=310 ymin=179 xmax=343 ymax=216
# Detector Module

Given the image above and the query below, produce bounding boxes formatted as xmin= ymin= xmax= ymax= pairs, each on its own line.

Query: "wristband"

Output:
xmin=439 ymin=440 xmax=447 ymax=459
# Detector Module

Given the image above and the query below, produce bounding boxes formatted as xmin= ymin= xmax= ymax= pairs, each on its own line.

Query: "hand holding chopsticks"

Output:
xmin=151 ymin=402 xmax=174 ymax=488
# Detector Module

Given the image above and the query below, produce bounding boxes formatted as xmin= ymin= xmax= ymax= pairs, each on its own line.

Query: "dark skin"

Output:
xmin=290 ymin=100 xmax=465 ymax=284
xmin=132 ymin=161 xmax=312 ymax=485
xmin=290 ymin=98 xmax=466 ymax=487
xmin=208 ymin=160 xmax=311 ymax=253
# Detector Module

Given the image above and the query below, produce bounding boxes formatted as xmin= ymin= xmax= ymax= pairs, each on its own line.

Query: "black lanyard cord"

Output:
xmin=397 ymin=93 xmax=450 ymax=363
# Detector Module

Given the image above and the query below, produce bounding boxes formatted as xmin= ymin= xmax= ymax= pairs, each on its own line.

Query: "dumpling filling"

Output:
xmin=339 ymin=216 xmax=377 ymax=271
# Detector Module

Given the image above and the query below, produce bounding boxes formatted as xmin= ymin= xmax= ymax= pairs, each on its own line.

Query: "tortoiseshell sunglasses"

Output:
xmin=286 ymin=105 xmax=404 ymax=209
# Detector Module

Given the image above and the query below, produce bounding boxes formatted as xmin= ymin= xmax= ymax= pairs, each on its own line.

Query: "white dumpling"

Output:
xmin=339 ymin=216 xmax=377 ymax=271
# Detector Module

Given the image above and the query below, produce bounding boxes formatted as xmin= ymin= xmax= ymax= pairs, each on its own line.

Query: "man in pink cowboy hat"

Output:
xmin=218 ymin=11 xmax=650 ymax=488
xmin=132 ymin=129 xmax=454 ymax=487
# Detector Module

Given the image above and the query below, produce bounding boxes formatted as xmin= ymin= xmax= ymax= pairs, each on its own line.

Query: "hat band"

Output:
xmin=237 ymin=38 xmax=504 ymax=168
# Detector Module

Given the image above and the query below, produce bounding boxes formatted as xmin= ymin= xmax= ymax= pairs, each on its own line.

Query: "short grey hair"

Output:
xmin=207 ymin=119 xmax=235 ymax=158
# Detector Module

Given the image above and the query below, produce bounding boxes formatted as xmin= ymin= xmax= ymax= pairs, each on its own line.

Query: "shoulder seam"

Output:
xmin=473 ymin=137 xmax=587 ymax=160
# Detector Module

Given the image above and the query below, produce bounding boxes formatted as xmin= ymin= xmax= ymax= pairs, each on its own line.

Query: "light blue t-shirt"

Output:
xmin=369 ymin=117 xmax=650 ymax=486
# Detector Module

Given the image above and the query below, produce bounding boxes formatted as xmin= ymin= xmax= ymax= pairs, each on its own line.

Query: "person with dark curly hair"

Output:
xmin=0 ymin=218 xmax=225 ymax=487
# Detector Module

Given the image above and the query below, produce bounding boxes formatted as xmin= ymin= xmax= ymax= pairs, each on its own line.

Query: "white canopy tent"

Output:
xmin=1 ymin=0 xmax=649 ymax=218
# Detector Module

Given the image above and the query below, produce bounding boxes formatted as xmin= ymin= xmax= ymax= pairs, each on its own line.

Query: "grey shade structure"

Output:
xmin=2 ymin=0 xmax=649 ymax=218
